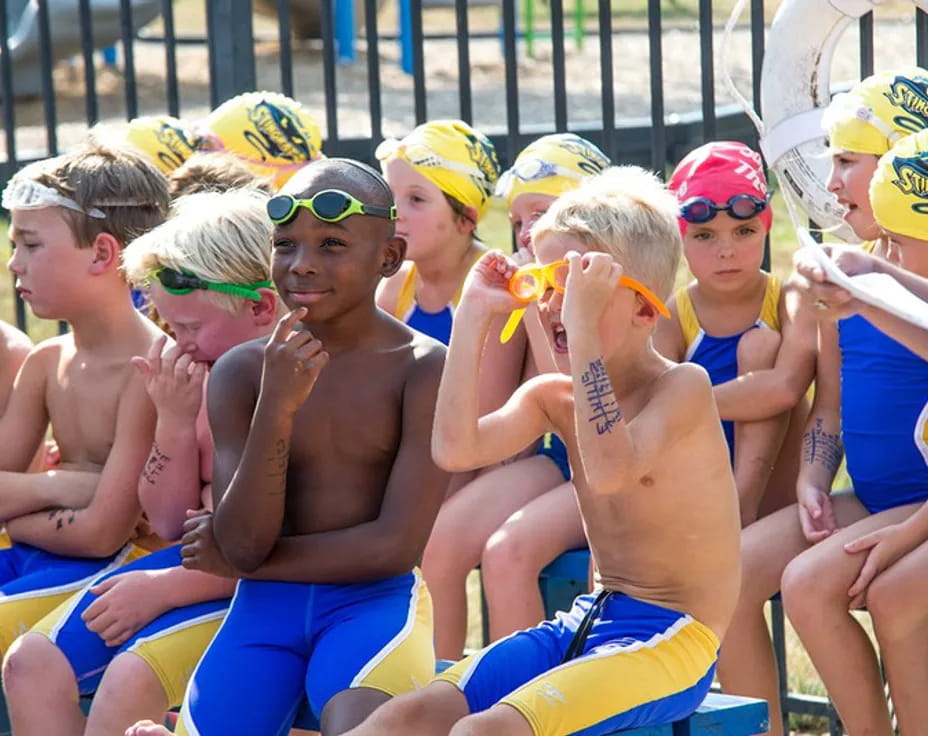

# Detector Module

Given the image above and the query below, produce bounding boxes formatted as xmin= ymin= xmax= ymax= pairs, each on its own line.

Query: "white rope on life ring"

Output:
xmin=722 ymin=0 xmax=928 ymax=240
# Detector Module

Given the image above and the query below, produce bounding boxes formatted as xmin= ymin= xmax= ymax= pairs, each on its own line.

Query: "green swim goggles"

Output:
xmin=266 ymin=189 xmax=397 ymax=226
xmin=155 ymin=267 xmax=272 ymax=302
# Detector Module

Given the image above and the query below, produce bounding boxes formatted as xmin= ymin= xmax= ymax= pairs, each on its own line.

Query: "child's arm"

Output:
xmin=563 ymin=253 xmax=713 ymax=493
xmin=209 ymin=311 xmax=328 ymax=572
xmin=0 ymin=323 xmax=33 ymax=416
xmin=652 ymin=301 xmax=686 ymax=362
xmin=796 ymin=244 xmax=928 ymax=360
xmin=80 ymin=565 xmax=235 ymax=648
xmin=215 ymin=347 xmax=451 ymax=583
xmin=6 ymin=373 xmax=156 ymax=557
xmin=795 ymin=321 xmax=844 ymax=543
xmin=432 ymin=252 xmax=556 ymax=472
xmin=712 ymin=278 xmax=818 ymax=420
xmin=0 ymin=344 xmax=51 ymax=472
xmin=133 ymin=338 xmax=208 ymax=540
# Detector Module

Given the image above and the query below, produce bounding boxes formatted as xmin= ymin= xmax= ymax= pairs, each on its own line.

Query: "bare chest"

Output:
xmin=47 ymin=355 xmax=135 ymax=467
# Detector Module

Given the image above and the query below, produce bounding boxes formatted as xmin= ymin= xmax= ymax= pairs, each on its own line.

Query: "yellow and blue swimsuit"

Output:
xmin=437 ymin=590 xmax=719 ymax=735
xmin=173 ymin=571 xmax=434 ymax=735
xmin=31 ymin=544 xmax=229 ymax=708
xmin=0 ymin=540 xmax=148 ymax=655
xmin=839 ymin=314 xmax=928 ymax=513
xmin=392 ymin=263 xmax=466 ymax=346
xmin=676 ymin=274 xmax=781 ymax=458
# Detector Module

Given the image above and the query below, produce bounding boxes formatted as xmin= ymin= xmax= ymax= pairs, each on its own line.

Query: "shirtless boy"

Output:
xmin=3 ymin=189 xmax=279 ymax=735
xmin=0 ymin=145 xmax=168 ymax=654
xmin=129 ymin=157 xmax=449 ymax=736
xmin=344 ymin=166 xmax=741 ymax=736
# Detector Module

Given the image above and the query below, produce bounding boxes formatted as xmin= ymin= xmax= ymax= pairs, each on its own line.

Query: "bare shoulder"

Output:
xmin=654 ymin=361 xmax=714 ymax=409
xmin=209 ymin=336 xmax=267 ymax=388
xmin=401 ymin=329 xmax=446 ymax=390
xmin=778 ymin=272 xmax=807 ymax=323
xmin=0 ymin=322 xmax=32 ymax=361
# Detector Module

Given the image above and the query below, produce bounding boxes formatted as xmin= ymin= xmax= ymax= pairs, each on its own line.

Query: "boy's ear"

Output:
xmin=250 ymin=289 xmax=278 ymax=327
xmin=88 ymin=232 xmax=121 ymax=275
xmin=381 ymin=235 xmax=407 ymax=278
xmin=632 ymin=294 xmax=661 ymax=327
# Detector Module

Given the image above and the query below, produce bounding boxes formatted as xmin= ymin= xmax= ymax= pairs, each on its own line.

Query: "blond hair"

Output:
xmin=122 ymin=188 xmax=273 ymax=313
xmin=20 ymin=143 xmax=169 ymax=249
xmin=531 ymin=166 xmax=681 ymax=301
xmin=168 ymin=152 xmax=275 ymax=199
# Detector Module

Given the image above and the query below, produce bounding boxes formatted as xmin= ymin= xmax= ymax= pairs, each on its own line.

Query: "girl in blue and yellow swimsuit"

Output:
xmin=658 ymin=141 xmax=815 ymax=527
xmin=375 ymin=119 xmax=500 ymax=346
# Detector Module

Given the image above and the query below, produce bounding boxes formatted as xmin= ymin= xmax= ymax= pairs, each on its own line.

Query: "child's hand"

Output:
xmin=82 ymin=570 xmax=173 ymax=647
xmin=180 ymin=510 xmax=237 ymax=578
xmin=797 ymin=484 xmax=837 ymax=543
xmin=132 ymin=335 xmax=206 ymax=423
xmin=794 ymin=245 xmax=870 ymax=320
xmin=562 ymin=251 xmax=622 ymax=336
xmin=461 ymin=251 xmax=521 ymax=314
xmin=259 ymin=308 xmax=329 ymax=415
xmin=844 ymin=523 xmax=912 ymax=608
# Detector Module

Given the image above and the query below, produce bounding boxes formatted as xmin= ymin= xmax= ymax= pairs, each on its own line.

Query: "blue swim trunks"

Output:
xmin=437 ymin=590 xmax=719 ymax=736
xmin=536 ymin=434 xmax=571 ymax=481
xmin=0 ymin=542 xmax=138 ymax=654
xmin=32 ymin=544 xmax=230 ymax=706
xmin=174 ymin=571 xmax=434 ymax=736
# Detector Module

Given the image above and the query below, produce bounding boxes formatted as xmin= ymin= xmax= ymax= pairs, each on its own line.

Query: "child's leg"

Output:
xmin=716 ymin=493 xmax=868 ymax=736
xmin=85 ymin=597 xmax=227 ymax=735
xmin=174 ymin=581 xmax=311 ymax=736
xmin=2 ymin=632 xmax=85 ymax=736
xmin=84 ymin=652 xmax=167 ymax=736
xmin=423 ymin=456 xmax=563 ymax=659
xmin=480 ymin=481 xmax=585 ymax=641
xmin=757 ymin=397 xmax=809 ymax=519
xmin=307 ymin=570 xmax=435 ymax=734
xmin=782 ymin=502 xmax=922 ymax=736
xmin=733 ymin=328 xmax=789 ymax=526
xmin=341 ymin=682 xmax=471 ymax=736
xmin=867 ymin=542 xmax=928 ymax=734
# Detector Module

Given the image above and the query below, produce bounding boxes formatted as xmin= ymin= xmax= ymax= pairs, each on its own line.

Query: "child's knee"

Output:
xmin=737 ymin=328 xmax=781 ymax=374
xmin=781 ymin=552 xmax=837 ymax=620
xmin=2 ymin=633 xmax=66 ymax=694
xmin=481 ymin=527 xmax=537 ymax=584
xmin=98 ymin=652 xmax=165 ymax=701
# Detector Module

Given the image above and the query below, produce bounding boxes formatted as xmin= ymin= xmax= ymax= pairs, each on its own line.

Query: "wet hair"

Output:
xmin=532 ymin=166 xmax=682 ymax=301
xmin=168 ymin=152 xmax=275 ymax=198
xmin=19 ymin=143 xmax=170 ymax=249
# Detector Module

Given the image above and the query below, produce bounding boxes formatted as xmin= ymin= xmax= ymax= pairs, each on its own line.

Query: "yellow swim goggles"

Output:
xmin=500 ymin=259 xmax=670 ymax=343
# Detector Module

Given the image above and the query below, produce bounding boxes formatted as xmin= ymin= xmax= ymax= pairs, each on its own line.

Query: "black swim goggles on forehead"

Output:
xmin=679 ymin=193 xmax=769 ymax=224
xmin=266 ymin=189 xmax=397 ymax=226
xmin=155 ymin=267 xmax=272 ymax=302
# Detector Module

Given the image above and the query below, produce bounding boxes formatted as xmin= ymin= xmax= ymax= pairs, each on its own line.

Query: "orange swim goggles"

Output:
xmin=499 ymin=259 xmax=670 ymax=343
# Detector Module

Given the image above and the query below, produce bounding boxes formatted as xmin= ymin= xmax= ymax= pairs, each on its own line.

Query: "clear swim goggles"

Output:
xmin=2 ymin=178 xmax=106 ymax=218
xmin=495 ymin=158 xmax=584 ymax=197
xmin=375 ymin=138 xmax=487 ymax=180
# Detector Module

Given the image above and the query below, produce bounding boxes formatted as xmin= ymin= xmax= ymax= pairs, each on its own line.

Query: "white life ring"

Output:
xmin=759 ymin=0 xmax=928 ymax=240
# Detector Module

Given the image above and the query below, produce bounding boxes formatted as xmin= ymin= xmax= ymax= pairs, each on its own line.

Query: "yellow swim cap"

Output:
xmin=124 ymin=115 xmax=199 ymax=174
xmin=870 ymin=129 xmax=928 ymax=241
xmin=496 ymin=133 xmax=611 ymax=208
xmin=376 ymin=119 xmax=500 ymax=217
xmin=197 ymin=92 xmax=324 ymax=189
xmin=824 ymin=68 xmax=928 ymax=155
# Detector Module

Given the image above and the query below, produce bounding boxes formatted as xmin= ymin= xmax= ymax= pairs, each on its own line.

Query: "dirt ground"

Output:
xmin=0 ymin=9 xmax=922 ymax=163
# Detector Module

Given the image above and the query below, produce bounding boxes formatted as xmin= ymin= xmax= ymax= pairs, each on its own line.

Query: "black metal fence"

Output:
xmin=2 ymin=2 xmax=928 ymax=731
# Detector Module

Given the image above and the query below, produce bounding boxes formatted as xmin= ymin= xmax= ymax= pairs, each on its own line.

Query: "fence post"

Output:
xmin=207 ymin=0 xmax=257 ymax=108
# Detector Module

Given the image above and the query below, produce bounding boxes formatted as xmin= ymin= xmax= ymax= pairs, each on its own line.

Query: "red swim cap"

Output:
xmin=668 ymin=141 xmax=773 ymax=235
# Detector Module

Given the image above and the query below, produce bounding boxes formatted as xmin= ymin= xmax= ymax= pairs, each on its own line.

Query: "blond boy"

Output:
xmin=344 ymin=167 xmax=741 ymax=736
xmin=0 ymin=145 xmax=168 ymax=655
